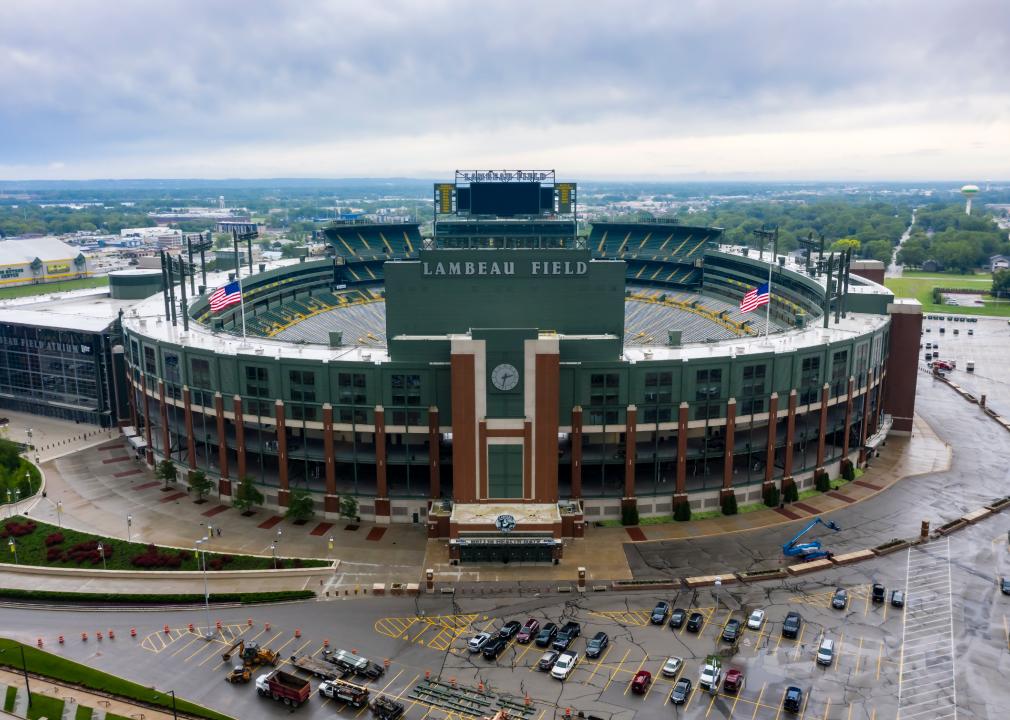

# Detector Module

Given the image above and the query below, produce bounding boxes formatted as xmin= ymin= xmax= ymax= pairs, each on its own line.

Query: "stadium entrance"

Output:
xmin=454 ymin=535 xmax=558 ymax=564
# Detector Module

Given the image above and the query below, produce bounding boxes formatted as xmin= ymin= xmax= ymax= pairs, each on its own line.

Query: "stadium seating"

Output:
xmin=588 ymin=222 xmax=718 ymax=262
xmin=322 ymin=222 xmax=421 ymax=259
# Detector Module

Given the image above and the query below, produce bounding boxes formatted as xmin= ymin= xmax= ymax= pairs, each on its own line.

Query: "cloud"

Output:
xmin=0 ymin=0 xmax=1007 ymax=179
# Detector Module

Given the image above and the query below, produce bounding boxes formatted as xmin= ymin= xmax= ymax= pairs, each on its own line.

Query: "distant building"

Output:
xmin=121 ymin=227 xmax=183 ymax=250
xmin=922 ymin=259 xmax=943 ymax=272
xmin=990 ymin=254 xmax=1010 ymax=272
xmin=0 ymin=237 xmax=91 ymax=288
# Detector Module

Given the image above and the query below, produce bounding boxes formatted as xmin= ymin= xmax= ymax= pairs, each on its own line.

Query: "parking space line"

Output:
xmin=751 ymin=683 xmax=765 ymax=720
xmin=833 ymin=633 xmax=844 ymax=671
xmin=704 ymin=689 xmax=718 ymax=716
xmin=854 ymin=637 xmax=863 ymax=674
xmin=623 ymin=655 xmax=648 ymax=695
xmin=602 ymin=648 xmax=630 ymax=693
xmin=278 ymin=638 xmax=313 ymax=670
xmin=168 ymin=631 xmax=204 ymax=658
xmin=513 ymin=640 xmax=538 ymax=667
xmin=875 ymin=640 xmax=884 ymax=680
xmin=822 ymin=698 xmax=830 ymax=720
xmin=791 ymin=626 xmax=805 ymax=660
xmin=355 ymin=668 xmax=405 ymax=717
xmin=773 ymin=688 xmax=786 ymax=720
xmin=584 ymin=644 xmax=612 ymax=684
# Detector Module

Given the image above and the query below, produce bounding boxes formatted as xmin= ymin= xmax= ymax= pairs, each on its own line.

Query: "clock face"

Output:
xmin=496 ymin=514 xmax=517 ymax=533
xmin=491 ymin=363 xmax=519 ymax=392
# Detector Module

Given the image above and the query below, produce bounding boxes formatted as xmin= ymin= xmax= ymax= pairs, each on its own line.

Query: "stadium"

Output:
xmin=121 ymin=171 xmax=920 ymax=563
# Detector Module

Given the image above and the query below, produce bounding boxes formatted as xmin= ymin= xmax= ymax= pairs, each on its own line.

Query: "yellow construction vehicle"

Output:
xmin=224 ymin=664 xmax=252 ymax=684
xmin=221 ymin=640 xmax=279 ymax=668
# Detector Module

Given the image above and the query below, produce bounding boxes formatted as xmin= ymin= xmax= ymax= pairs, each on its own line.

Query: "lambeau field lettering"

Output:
xmin=422 ymin=260 xmax=588 ymax=277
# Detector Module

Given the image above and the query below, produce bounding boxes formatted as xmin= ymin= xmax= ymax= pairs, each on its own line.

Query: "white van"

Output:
xmin=816 ymin=638 xmax=835 ymax=666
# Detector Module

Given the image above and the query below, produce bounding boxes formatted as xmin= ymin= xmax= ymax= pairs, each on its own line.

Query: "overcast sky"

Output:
xmin=1 ymin=0 xmax=1007 ymax=180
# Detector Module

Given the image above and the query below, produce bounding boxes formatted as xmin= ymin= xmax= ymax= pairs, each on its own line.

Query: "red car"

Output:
xmin=631 ymin=670 xmax=652 ymax=694
xmin=723 ymin=668 xmax=744 ymax=694
xmin=516 ymin=619 xmax=540 ymax=644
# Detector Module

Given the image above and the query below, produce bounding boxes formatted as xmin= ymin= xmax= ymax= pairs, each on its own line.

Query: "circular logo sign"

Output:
xmin=495 ymin=514 xmax=517 ymax=533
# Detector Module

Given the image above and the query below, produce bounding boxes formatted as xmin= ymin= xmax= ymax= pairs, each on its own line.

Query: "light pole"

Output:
xmin=97 ymin=542 xmax=106 ymax=570
xmin=8 ymin=537 xmax=17 ymax=564
xmin=126 ymin=514 xmax=132 ymax=542
xmin=328 ymin=536 xmax=334 ymax=552
xmin=271 ymin=541 xmax=277 ymax=570
xmin=5 ymin=489 xmax=10 ymax=519
xmin=56 ymin=500 xmax=63 ymax=529
xmin=0 ymin=646 xmax=31 ymax=708
xmin=196 ymin=538 xmax=212 ymax=639
xmin=154 ymin=689 xmax=178 ymax=720
xmin=207 ymin=525 xmax=213 ymax=542
xmin=714 ymin=575 xmax=722 ymax=611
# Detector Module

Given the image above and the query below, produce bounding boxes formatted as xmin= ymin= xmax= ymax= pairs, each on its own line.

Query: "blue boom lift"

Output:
xmin=782 ymin=517 xmax=841 ymax=560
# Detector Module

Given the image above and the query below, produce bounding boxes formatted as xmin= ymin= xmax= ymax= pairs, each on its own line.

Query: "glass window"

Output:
xmin=191 ymin=358 xmax=211 ymax=388
xmin=643 ymin=371 xmax=672 ymax=404
xmin=163 ymin=352 xmax=181 ymax=385
xmin=830 ymin=350 xmax=848 ymax=396
xmin=800 ymin=356 xmax=821 ymax=404
xmin=740 ymin=363 xmax=766 ymax=415
xmin=143 ymin=346 xmax=156 ymax=375
xmin=245 ymin=366 xmax=270 ymax=397
xmin=289 ymin=370 xmax=316 ymax=403
xmin=695 ymin=368 xmax=722 ymax=400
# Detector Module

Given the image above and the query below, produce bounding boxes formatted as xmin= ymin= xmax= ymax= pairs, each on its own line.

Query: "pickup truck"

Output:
xmin=319 ymin=679 xmax=370 ymax=708
xmin=256 ymin=670 xmax=311 ymax=708
xmin=551 ymin=621 xmax=581 ymax=651
xmin=290 ymin=654 xmax=339 ymax=680
xmin=324 ymin=649 xmax=386 ymax=680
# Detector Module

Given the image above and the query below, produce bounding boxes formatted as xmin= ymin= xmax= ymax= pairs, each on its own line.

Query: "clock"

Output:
xmin=495 ymin=514 xmax=517 ymax=533
xmin=491 ymin=363 xmax=519 ymax=392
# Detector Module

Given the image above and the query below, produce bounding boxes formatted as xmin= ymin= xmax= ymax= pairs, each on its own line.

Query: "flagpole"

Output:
xmin=238 ymin=274 xmax=247 ymax=340
xmin=765 ymin=242 xmax=773 ymax=342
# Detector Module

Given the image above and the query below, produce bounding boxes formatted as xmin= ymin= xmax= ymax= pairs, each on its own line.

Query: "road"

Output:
xmin=886 ymin=209 xmax=916 ymax=279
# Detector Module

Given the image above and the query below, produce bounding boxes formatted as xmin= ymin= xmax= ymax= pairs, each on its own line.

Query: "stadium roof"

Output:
xmin=0 ymin=287 xmax=133 ymax=333
xmin=0 ymin=237 xmax=83 ymax=264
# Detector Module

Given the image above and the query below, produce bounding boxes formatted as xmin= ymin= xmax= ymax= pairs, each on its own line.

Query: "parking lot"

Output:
xmin=5 ymin=519 xmax=1009 ymax=720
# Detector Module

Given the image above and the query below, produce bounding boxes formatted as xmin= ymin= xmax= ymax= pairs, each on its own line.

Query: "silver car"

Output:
xmin=661 ymin=656 xmax=684 ymax=678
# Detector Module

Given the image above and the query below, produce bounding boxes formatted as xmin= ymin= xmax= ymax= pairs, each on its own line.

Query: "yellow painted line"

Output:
xmin=602 ymin=648 xmax=630 ymax=693
xmin=752 ymin=683 xmax=766 ymax=720
xmin=278 ymin=638 xmax=313 ymax=669
xmin=624 ymin=655 xmax=648 ymax=695
xmin=800 ymin=689 xmax=810 ymax=718
xmin=792 ymin=626 xmax=805 ymax=660
xmin=168 ymin=631 xmax=203 ymax=658
xmin=854 ymin=637 xmax=864 ymax=674
xmin=584 ymin=644 xmax=612 ymax=684
xmin=883 ymin=598 xmax=889 ymax=622
xmin=774 ymin=689 xmax=786 ymax=720
xmin=847 ymin=702 xmax=853 ymax=720
xmin=186 ymin=633 xmax=231 ymax=664
xmin=514 ymin=639 xmax=539 ymax=667
xmin=705 ymin=690 xmax=718 ymax=716
xmin=774 ymin=627 xmax=784 ymax=652
xmin=729 ymin=689 xmax=742 ymax=718
xmin=355 ymin=668 xmax=404 ymax=717
xmin=834 ymin=633 xmax=844 ymax=671
xmin=864 ymin=585 xmax=871 ymax=617
xmin=684 ymin=684 xmax=698 ymax=711
xmin=210 ymin=630 xmax=281 ymax=670
xmin=876 ymin=640 xmax=885 ymax=680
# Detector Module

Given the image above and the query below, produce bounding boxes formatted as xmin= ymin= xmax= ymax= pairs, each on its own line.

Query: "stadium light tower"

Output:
xmin=961 ymin=184 xmax=979 ymax=215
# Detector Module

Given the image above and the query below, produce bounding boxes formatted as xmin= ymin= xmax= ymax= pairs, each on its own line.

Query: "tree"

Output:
xmin=339 ymin=495 xmax=359 ymax=521
xmin=188 ymin=469 xmax=214 ymax=503
xmin=863 ymin=240 xmax=894 ymax=265
xmin=285 ymin=488 xmax=315 ymax=525
xmin=992 ymin=269 xmax=1010 ymax=299
xmin=233 ymin=476 xmax=264 ymax=515
xmin=155 ymin=460 xmax=177 ymax=491
xmin=831 ymin=237 xmax=861 ymax=252
xmin=896 ymin=242 xmax=926 ymax=268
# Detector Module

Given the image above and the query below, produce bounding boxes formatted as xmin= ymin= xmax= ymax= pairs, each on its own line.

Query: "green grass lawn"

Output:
xmin=0 ymin=515 xmax=329 ymax=571
xmin=0 ymin=276 xmax=109 ymax=300
xmin=0 ymin=638 xmax=233 ymax=720
xmin=885 ymin=271 xmax=1010 ymax=316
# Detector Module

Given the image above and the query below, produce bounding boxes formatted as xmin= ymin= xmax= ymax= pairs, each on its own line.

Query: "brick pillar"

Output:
xmin=623 ymin=405 xmax=637 ymax=501
xmin=141 ymin=374 xmax=154 ymax=465
xmin=275 ymin=400 xmax=289 ymax=507
xmin=841 ymin=377 xmax=854 ymax=459
xmin=763 ymin=392 xmax=778 ymax=490
xmin=183 ymin=386 xmax=196 ymax=470
xmin=322 ymin=403 xmax=338 ymax=513
xmin=127 ymin=374 xmax=139 ymax=431
xmin=783 ymin=389 xmax=797 ymax=485
xmin=884 ymin=301 xmax=923 ymax=432
xmin=158 ymin=380 xmax=170 ymax=461
xmin=374 ymin=405 xmax=390 ymax=522
xmin=675 ymin=402 xmax=688 ymax=508
xmin=721 ymin=398 xmax=736 ymax=500
xmin=871 ymin=371 xmax=884 ymax=436
xmin=858 ymin=370 xmax=872 ymax=465
xmin=233 ymin=395 xmax=246 ymax=482
xmin=816 ymin=383 xmax=829 ymax=469
xmin=214 ymin=392 xmax=230 ymax=496
xmin=570 ymin=406 xmax=583 ymax=499
xmin=428 ymin=406 xmax=441 ymax=500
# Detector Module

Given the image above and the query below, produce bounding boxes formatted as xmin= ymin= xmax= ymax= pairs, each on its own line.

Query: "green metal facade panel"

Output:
xmin=488 ymin=445 xmax=523 ymax=498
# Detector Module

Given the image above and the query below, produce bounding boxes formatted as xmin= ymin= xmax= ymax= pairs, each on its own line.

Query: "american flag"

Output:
xmin=208 ymin=280 xmax=242 ymax=312
xmin=740 ymin=282 xmax=770 ymax=312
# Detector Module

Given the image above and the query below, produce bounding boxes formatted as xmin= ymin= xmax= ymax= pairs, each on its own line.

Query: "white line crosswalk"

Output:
xmin=897 ymin=538 xmax=957 ymax=720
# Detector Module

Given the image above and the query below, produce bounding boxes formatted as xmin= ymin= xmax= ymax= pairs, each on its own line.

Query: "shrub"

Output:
xmin=285 ymin=488 xmax=315 ymax=525
xmin=721 ymin=493 xmax=739 ymax=516
xmin=0 ymin=520 xmax=37 ymax=538
xmin=188 ymin=469 xmax=214 ymax=502
xmin=621 ymin=503 xmax=640 ymax=527
xmin=814 ymin=469 xmax=831 ymax=492
xmin=783 ymin=480 xmax=799 ymax=503
xmin=44 ymin=533 xmax=64 ymax=547
xmin=155 ymin=459 xmax=178 ymax=490
xmin=130 ymin=543 xmax=183 ymax=569
xmin=673 ymin=500 xmax=692 ymax=521
xmin=339 ymin=495 xmax=358 ymax=521
xmin=46 ymin=547 xmax=64 ymax=561
xmin=233 ymin=476 xmax=264 ymax=514
xmin=763 ymin=484 xmax=781 ymax=507
xmin=840 ymin=459 xmax=855 ymax=481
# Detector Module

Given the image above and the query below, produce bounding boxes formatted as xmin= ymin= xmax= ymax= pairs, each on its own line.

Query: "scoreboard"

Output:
xmin=434 ymin=171 xmax=576 ymax=218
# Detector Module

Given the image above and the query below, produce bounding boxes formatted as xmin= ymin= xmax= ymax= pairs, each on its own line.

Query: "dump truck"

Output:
xmin=256 ymin=669 xmax=311 ymax=708
xmin=323 ymin=648 xmax=385 ymax=680
xmin=222 ymin=640 xmax=279 ymax=669
xmin=318 ymin=678 xmax=370 ymax=708
xmin=290 ymin=653 xmax=340 ymax=680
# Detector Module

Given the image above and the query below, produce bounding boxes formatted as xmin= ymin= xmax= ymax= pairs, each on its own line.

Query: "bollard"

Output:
xmin=920 ymin=520 xmax=930 ymax=540
xmin=216 ymin=620 xmax=222 ymax=630
xmin=265 ymin=622 xmax=271 ymax=631
xmin=188 ymin=623 xmax=195 ymax=632
xmin=108 ymin=629 xmax=115 ymax=640
xmin=248 ymin=617 xmax=253 ymax=626
xmin=130 ymin=627 xmax=137 ymax=638
xmin=351 ymin=648 xmax=358 ymax=654
xmin=295 ymin=628 xmax=301 ymax=638
xmin=81 ymin=632 xmax=88 ymax=642
xmin=323 ymin=639 xmax=330 ymax=648
xmin=97 ymin=632 xmax=103 ymax=641
xmin=163 ymin=624 xmax=170 ymax=634
xmin=425 ymin=670 xmax=431 ymax=681
xmin=383 ymin=659 xmax=390 ymax=669
xmin=524 ymin=694 xmax=531 ymax=707
xmin=450 ymin=677 xmax=457 ymax=689
xmin=58 ymin=635 xmax=64 ymax=645
xmin=37 ymin=638 xmax=43 ymax=648
xmin=478 ymin=682 xmax=484 ymax=693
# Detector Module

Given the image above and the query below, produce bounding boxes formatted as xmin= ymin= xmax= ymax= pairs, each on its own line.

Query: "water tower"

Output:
xmin=961 ymin=184 xmax=979 ymax=215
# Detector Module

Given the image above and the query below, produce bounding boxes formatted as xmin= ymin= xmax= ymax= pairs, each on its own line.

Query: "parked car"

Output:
xmin=650 ymin=601 xmax=670 ymax=624
xmin=872 ymin=583 xmax=886 ymax=603
xmin=1001 ymin=577 xmax=1010 ymax=595
xmin=630 ymin=670 xmax=652 ymax=694
xmin=746 ymin=609 xmax=765 ymax=630
xmin=550 ymin=651 xmax=579 ymax=680
xmin=669 ymin=678 xmax=692 ymax=705
xmin=467 ymin=632 xmax=492 ymax=653
xmin=723 ymin=668 xmax=744 ymax=693
xmin=669 ymin=608 xmax=687 ymax=629
xmin=552 ymin=622 xmax=581 ymax=652
xmin=783 ymin=686 xmax=803 ymax=713
xmin=535 ymin=623 xmax=558 ymax=647
xmin=721 ymin=619 xmax=742 ymax=643
xmin=816 ymin=638 xmax=835 ymax=666
xmin=782 ymin=611 xmax=802 ymax=639
xmin=499 ymin=621 xmax=522 ymax=640
xmin=482 ymin=637 xmax=507 ymax=660
xmin=661 ymin=656 xmax=683 ymax=678
xmin=698 ymin=662 xmax=722 ymax=692
xmin=831 ymin=588 xmax=848 ymax=609
xmin=686 ymin=612 xmax=704 ymax=633
xmin=891 ymin=590 xmax=905 ymax=608
xmin=585 ymin=632 xmax=609 ymax=659
xmin=537 ymin=650 xmax=559 ymax=671
xmin=516 ymin=619 xmax=540 ymax=644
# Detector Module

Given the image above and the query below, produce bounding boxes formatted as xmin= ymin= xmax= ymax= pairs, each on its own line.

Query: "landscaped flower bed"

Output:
xmin=1 ymin=516 xmax=329 ymax=571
